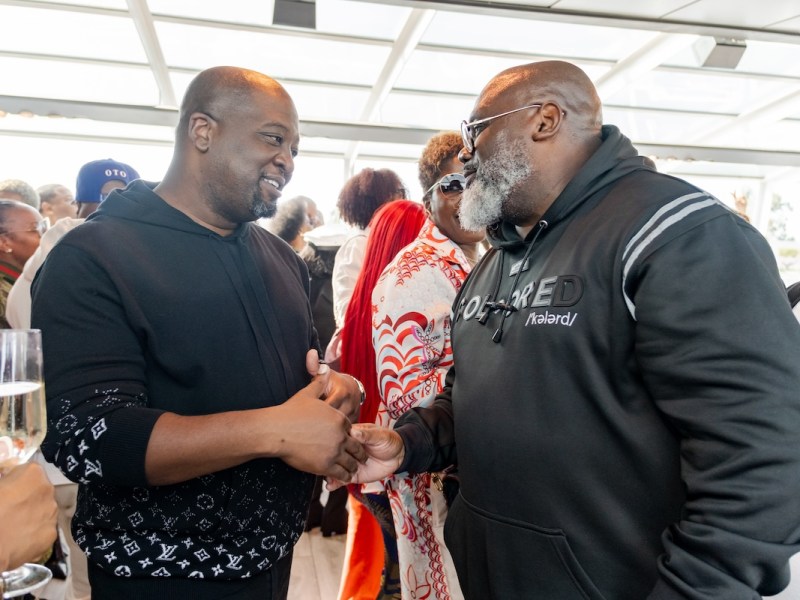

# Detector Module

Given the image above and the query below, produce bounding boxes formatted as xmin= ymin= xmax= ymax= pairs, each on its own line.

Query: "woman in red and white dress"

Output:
xmin=371 ymin=132 xmax=484 ymax=600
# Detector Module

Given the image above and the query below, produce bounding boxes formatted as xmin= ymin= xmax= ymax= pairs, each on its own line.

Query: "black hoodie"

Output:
xmin=33 ymin=181 xmax=317 ymax=580
xmin=395 ymin=126 xmax=800 ymax=599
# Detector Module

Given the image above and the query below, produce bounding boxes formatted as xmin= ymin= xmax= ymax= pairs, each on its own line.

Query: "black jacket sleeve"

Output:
xmin=394 ymin=363 xmax=458 ymax=474
xmin=32 ymin=244 xmax=162 ymax=487
xmin=626 ymin=214 xmax=800 ymax=599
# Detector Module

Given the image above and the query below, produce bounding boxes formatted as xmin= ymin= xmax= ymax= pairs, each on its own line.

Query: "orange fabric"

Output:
xmin=337 ymin=494 xmax=383 ymax=600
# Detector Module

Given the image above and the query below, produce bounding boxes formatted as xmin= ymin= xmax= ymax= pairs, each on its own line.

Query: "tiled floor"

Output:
xmin=288 ymin=530 xmax=346 ymax=600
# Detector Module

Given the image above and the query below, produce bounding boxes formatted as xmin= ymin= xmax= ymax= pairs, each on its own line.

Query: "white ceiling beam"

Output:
xmin=690 ymin=86 xmax=800 ymax=145
xmin=763 ymin=166 xmax=800 ymax=186
xmin=594 ymin=32 xmax=698 ymax=101
xmin=6 ymin=47 xmax=800 ymax=93
xmin=5 ymin=94 xmax=796 ymax=132
xmin=342 ymin=7 xmax=436 ymax=173
xmin=356 ymin=0 xmax=800 ymax=45
xmin=0 ymin=128 xmax=422 ymax=164
xmin=125 ymin=0 xmax=176 ymax=108
xmin=0 ymin=0 xmax=392 ymax=47
xmin=3 ymin=96 xmax=800 ymax=168
xmin=5 ymin=0 xmax=800 ymax=46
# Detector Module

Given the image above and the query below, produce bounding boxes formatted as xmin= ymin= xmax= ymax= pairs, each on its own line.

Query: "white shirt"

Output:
xmin=6 ymin=217 xmax=84 ymax=487
xmin=331 ymin=226 xmax=368 ymax=328
xmin=6 ymin=217 xmax=85 ymax=329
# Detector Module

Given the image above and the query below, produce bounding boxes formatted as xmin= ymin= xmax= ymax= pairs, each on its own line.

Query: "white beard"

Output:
xmin=458 ymin=138 xmax=532 ymax=232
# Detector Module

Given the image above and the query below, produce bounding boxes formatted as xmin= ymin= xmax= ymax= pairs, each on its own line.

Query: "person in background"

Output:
xmin=4 ymin=158 xmax=138 ymax=600
xmin=337 ymin=200 xmax=426 ymax=600
xmin=0 ymin=200 xmax=46 ymax=328
xmin=265 ymin=195 xmax=313 ymax=252
xmin=301 ymin=224 xmax=343 ymax=352
xmin=7 ymin=157 xmax=140 ymax=333
xmin=331 ymin=168 xmax=407 ymax=338
xmin=74 ymin=158 xmax=139 ymax=218
xmin=31 ymin=66 xmax=365 ymax=600
xmin=326 ymin=169 xmax=410 ymax=578
xmin=300 ymin=222 xmax=350 ymax=538
xmin=370 ymin=132 xmax=483 ymax=599
xmin=0 ymin=179 xmax=39 ymax=209
xmin=37 ymin=184 xmax=78 ymax=226
xmin=0 ymin=464 xmax=58 ymax=574
xmin=306 ymin=197 xmax=325 ymax=229
xmin=339 ymin=60 xmax=800 ymax=599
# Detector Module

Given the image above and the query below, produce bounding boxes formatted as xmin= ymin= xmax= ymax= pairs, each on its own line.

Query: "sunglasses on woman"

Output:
xmin=426 ymin=173 xmax=467 ymax=197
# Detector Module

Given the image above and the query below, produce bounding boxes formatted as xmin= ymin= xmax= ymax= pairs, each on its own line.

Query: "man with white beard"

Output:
xmin=332 ymin=60 xmax=800 ymax=600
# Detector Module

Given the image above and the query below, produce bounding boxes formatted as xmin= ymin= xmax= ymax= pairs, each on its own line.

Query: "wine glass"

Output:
xmin=0 ymin=330 xmax=52 ymax=598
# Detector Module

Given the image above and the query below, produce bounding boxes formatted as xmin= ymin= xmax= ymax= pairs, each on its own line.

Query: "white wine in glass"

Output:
xmin=0 ymin=381 xmax=46 ymax=472
xmin=0 ymin=330 xmax=52 ymax=599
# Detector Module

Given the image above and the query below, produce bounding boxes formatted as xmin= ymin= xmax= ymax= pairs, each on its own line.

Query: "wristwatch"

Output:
xmin=350 ymin=375 xmax=366 ymax=406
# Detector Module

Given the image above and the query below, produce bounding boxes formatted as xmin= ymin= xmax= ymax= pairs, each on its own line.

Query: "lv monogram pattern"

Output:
xmin=51 ymin=390 xmax=314 ymax=579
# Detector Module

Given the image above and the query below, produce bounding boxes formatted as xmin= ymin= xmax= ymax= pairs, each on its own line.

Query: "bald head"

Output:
xmin=158 ymin=66 xmax=300 ymax=235
xmin=177 ymin=66 xmax=292 ymax=140
xmin=483 ymin=61 xmax=603 ymax=137
xmin=458 ymin=61 xmax=605 ymax=234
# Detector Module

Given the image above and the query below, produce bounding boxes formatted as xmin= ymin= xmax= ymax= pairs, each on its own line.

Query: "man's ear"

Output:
xmin=423 ymin=196 xmax=432 ymax=215
xmin=531 ymin=103 xmax=564 ymax=142
xmin=188 ymin=112 xmax=215 ymax=153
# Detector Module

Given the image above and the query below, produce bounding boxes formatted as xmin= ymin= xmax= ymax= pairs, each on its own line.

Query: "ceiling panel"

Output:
xmin=379 ymin=90 xmax=474 ymax=130
xmin=666 ymin=40 xmax=800 ymax=78
xmin=604 ymin=106 xmax=731 ymax=147
xmin=282 ymin=83 xmax=371 ymax=122
xmin=0 ymin=5 xmax=146 ymax=62
xmin=154 ymin=20 xmax=391 ymax=86
xmin=667 ymin=0 xmax=800 ymax=29
xmin=1 ymin=0 xmax=799 ymax=191
xmin=317 ymin=0 xmax=412 ymax=39
xmin=146 ymin=0 xmax=275 ymax=26
xmin=695 ymin=117 xmax=800 ymax=152
xmin=418 ymin=9 xmax=656 ymax=61
xmin=735 ymin=40 xmax=800 ymax=77
xmin=395 ymin=49 xmax=608 ymax=96
xmin=0 ymin=112 xmax=172 ymax=141
xmin=26 ymin=0 xmax=126 ymax=8
xmin=604 ymin=69 xmax=797 ymax=115
xmin=0 ymin=57 xmax=159 ymax=105
xmin=551 ymin=0 xmax=693 ymax=19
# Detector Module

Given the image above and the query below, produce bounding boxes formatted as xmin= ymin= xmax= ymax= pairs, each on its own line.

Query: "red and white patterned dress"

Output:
xmin=371 ymin=220 xmax=472 ymax=600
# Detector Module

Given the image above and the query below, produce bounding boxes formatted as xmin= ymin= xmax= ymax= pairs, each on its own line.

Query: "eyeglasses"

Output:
xmin=0 ymin=220 xmax=48 ymax=236
xmin=426 ymin=173 xmax=467 ymax=197
xmin=460 ymin=103 xmax=542 ymax=153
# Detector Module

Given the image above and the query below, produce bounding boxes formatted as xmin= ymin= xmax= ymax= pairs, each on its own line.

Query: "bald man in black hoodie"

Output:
xmin=340 ymin=60 xmax=800 ymax=600
xmin=32 ymin=66 xmax=365 ymax=599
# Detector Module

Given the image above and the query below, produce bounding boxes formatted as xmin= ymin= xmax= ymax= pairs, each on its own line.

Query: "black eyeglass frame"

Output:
xmin=425 ymin=172 xmax=467 ymax=197
xmin=460 ymin=103 xmax=544 ymax=153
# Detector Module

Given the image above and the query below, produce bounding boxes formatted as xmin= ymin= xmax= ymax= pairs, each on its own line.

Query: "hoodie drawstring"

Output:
xmin=491 ymin=220 xmax=548 ymax=343
xmin=478 ymin=248 xmax=505 ymax=325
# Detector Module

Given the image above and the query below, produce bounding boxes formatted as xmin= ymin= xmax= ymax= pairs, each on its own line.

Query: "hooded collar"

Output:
xmin=90 ymin=180 xmax=252 ymax=240
xmin=488 ymin=125 xmax=655 ymax=249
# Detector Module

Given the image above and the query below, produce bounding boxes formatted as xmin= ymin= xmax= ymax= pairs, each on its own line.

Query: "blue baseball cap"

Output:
xmin=75 ymin=159 xmax=140 ymax=203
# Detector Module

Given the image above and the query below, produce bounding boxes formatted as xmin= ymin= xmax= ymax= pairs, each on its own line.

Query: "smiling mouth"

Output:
xmin=261 ymin=176 xmax=281 ymax=190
